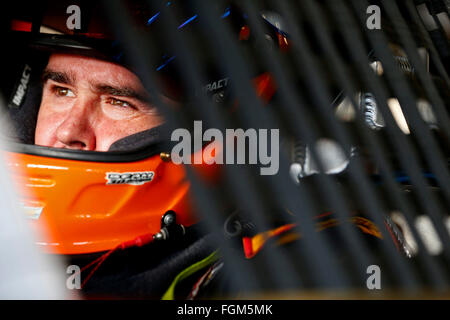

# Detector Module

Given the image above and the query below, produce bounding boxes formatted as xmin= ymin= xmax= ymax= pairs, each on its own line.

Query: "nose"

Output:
xmin=55 ymin=97 xmax=96 ymax=150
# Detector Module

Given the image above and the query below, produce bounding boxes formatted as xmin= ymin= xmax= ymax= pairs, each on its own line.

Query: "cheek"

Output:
xmin=126 ymin=114 xmax=164 ymax=136
xmin=34 ymin=104 xmax=65 ymax=145
xmin=35 ymin=91 xmax=76 ymax=145
xmin=94 ymin=115 xmax=164 ymax=151
xmin=93 ymin=118 xmax=141 ymax=151
xmin=93 ymin=121 xmax=123 ymax=151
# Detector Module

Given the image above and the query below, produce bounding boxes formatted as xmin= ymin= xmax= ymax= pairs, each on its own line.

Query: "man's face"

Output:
xmin=35 ymin=53 xmax=164 ymax=151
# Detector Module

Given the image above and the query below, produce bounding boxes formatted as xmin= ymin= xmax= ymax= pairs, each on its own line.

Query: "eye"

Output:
xmin=107 ymin=98 xmax=135 ymax=109
xmin=54 ymin=87 xmax=75 ymax=97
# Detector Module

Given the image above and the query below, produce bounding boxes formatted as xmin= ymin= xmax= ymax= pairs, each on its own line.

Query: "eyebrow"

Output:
xmin=42 ymin=69 xmax=150 ymax=104
xmin=42 ymin=69 xmax=76 ymax=86
xmin=94 ymin=85 xmax=150 ymax=103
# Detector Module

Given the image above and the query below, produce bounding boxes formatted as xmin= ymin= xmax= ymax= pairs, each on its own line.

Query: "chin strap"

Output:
xmin=79 ymin=233 xmax=156 ymax=289
xmin=78 ymin=210 xmax=185 ymax=289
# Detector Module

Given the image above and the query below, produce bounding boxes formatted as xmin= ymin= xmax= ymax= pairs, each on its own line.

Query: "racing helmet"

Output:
xmin=1 ymin=0 xmax=282 ymax=255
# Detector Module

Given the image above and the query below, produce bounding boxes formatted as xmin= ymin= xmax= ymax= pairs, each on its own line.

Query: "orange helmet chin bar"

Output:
xmin=4 ymin=150 xmax=197 ymax=255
